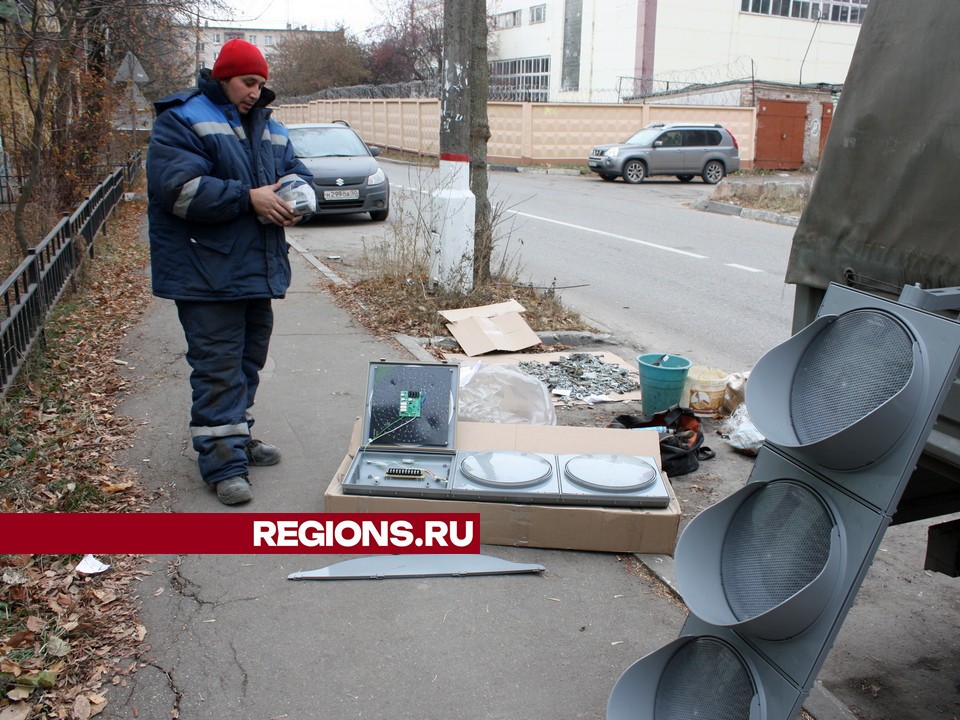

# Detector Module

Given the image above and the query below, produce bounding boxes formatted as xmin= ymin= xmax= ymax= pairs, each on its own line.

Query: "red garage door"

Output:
xmin=756 ymin=99 xmax=806 ymax=170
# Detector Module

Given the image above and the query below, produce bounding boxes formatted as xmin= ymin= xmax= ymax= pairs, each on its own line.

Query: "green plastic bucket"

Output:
xmin=637 ymin=353 xmax=693 ymax=415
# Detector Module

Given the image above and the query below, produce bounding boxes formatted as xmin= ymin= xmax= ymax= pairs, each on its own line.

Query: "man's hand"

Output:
xmin=249 ymin=182 xmax=298 ymax=226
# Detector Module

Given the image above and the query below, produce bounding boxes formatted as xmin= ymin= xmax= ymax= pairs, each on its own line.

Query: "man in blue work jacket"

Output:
xmin=147 ymin=39 xmax=313 ymax=505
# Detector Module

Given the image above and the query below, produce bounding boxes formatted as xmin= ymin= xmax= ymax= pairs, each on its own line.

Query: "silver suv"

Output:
xmin=588 ymin=123 xmax=740 ymax=185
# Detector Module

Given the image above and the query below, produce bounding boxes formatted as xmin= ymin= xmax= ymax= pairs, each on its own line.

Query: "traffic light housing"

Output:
xmin=608 ymin=283 xmax=960 ymax=720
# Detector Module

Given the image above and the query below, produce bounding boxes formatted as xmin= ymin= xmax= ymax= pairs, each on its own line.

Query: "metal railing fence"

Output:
xmin=0 ymin=150 xmax=142 ymax=398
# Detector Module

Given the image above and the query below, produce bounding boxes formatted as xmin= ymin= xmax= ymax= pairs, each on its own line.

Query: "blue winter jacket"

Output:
xmin=147 ymin=71 xmax=312 ymax=301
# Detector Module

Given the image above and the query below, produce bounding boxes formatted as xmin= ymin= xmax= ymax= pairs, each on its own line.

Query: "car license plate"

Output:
xmin=588 ymin=160 xmax=600 ymax=167
xmin=323 ymin=189 xmax=359 ymax=200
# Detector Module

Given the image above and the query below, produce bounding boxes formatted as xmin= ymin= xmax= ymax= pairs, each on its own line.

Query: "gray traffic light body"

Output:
xmin=608 ymin=283 xmax=960 ymax=720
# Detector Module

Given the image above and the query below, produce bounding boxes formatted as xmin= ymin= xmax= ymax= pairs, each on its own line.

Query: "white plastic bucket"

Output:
xmin=682 ymin=365 xmax=728 ymax=418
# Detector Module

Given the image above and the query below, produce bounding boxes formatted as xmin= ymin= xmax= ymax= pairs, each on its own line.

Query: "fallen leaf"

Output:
xmin=0 ymin=702 xmax=32 ymax=720
xmin=92 ymin=589 xmax=118 ymax=604
xmin=102 ymin=481 xmax=134 ymax=493
xmin=7 ymin=630 xmax=34 ymax=648
xmin=73 ymin=695 xmax=92 ymax=720
xmin=25 ymin=616 xmax=46 ymax=632
xmin=5 ymin=686 xmax=31 ymax=701
xmin=35 ymin=670 xmax=57 ymax=688
xmin=45 ymin=636 xmax=71 ymax=657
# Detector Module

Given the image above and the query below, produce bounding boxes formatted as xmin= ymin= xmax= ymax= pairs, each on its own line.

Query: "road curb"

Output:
xmin=695 ymin=198 xmax=800 ymax=226
xmin=286 ymin=237 xmax=348 ymax=286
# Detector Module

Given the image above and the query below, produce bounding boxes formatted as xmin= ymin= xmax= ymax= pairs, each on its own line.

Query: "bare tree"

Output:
xmin=0 ymin=0 xmax=222 ymax=255
xmin=268 ymin=28 xmax=369 ymax=97
xmin=367 ymin=0 xmax=443 ymax=83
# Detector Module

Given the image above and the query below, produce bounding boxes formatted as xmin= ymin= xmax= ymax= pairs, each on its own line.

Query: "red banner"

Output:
xmin=0 ymin=513 xmax=481 ymax=554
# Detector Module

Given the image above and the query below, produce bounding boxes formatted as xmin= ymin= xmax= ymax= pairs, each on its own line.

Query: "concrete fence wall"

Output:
xmin=274 ymin=100 xmax=757 ymax=167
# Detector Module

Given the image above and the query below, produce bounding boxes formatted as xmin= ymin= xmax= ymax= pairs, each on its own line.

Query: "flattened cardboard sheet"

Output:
xmin=439 ymin=300 xmax=541 ymax=356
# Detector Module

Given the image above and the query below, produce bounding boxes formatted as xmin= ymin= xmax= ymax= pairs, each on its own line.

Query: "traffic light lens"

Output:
xmin=655 ymin=638 xmax=756 ymax=720
xmin=723 ymin=481 xmax=834 ymax=622
xmin=791 ymin=310 xmax=914 ymax=444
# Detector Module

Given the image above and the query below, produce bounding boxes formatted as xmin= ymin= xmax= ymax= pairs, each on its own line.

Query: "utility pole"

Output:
xmin=431 ymin=0 xmax=475 ymax=292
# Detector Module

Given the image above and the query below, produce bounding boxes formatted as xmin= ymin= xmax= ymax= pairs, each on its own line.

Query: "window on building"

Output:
xmin=740 ymin=0 xmax=868 ymax=24
xmin=265 ymin=35 xmax=274 ymax=46
xmin=248 ymin=35 xmax=257 ymax=44
xmin=495 ymin=10 xmax=522 ymax=29
xmin=489 ymin=56 xmax=550 ymax=102
xmin=215 ymin=33 xmax=221 ymax=43
xmin=530 ymin=4 xmax=546 ymax=23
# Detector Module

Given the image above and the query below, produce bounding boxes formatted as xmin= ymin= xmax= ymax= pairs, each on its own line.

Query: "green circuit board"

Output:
xmin=399 ymin=390 xmax=423 ymax=418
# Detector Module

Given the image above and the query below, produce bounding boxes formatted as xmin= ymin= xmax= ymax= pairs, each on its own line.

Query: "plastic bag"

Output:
xmin=458 ymin=361 xmax=556 ymax=425
xmin=719 ymin=403 xmax=764 ymax=456
xmin=258 ymin=174 xmax=316 ymax=223
xmin=723 ymin=371 xmax=749 ymax=415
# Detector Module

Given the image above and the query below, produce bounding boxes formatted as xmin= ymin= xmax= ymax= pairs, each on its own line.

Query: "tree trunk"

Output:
xmin=469 ymin=0 xmax=492 ymax=286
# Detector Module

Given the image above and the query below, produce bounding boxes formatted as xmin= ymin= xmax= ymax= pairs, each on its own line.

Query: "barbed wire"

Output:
xmin=278 ymin=57 xmax=760 ymax=107
xmin=283 ymin=78 xmax=441 ymax=104
xmin=618 ymin=57 xmax=758 ymax=101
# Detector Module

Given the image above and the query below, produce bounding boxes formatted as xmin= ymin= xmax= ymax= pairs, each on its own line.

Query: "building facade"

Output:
xmin=488 ymin=0 xmax=867 ymax=103
xmin=180 ymin=23 xmax=325 ymax=74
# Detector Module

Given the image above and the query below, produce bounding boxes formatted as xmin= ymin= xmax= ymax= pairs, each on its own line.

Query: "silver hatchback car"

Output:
xmin=588 ymin=123 xmax=740 ymax=185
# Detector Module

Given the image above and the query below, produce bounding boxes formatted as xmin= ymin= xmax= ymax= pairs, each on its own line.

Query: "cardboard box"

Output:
xmin=438 ymin=300 xmax=541 ymax=356
xmin=325 ymin=420 xmax=680 ymax=554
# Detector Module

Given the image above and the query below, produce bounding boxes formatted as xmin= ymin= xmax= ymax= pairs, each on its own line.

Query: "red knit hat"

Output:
xmin=212 ymin=39 xmax=269 ymax=80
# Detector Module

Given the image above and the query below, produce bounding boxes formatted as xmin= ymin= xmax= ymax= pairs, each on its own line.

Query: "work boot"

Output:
xmin=246 ymin=439 xmax=281 ymax=466
xmin=216 ymin=475 xmax=252 ymax=505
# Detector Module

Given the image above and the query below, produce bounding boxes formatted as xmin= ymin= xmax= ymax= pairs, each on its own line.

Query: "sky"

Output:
xmin=224 ymin=0 xmax=382 ymax=36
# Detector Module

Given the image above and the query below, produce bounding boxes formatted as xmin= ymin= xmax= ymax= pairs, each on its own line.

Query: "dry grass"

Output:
xmin=736 ymin=192 xmax=808 ymax=216
xmin=717 ymin=172 xmax=813 ymax=216
xmin=333 ymin=273 xmax=595 ymax=342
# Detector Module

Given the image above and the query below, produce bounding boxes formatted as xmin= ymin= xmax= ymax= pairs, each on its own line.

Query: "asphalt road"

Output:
xmin=383 ymin=163 xmax=797 ymax=374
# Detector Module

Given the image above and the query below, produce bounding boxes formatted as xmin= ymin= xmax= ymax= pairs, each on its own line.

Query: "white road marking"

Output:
xmin=507 ymin=210 xmax=708 ymax=259
xmin=393 ymin=184 xmax=766 ymax=271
